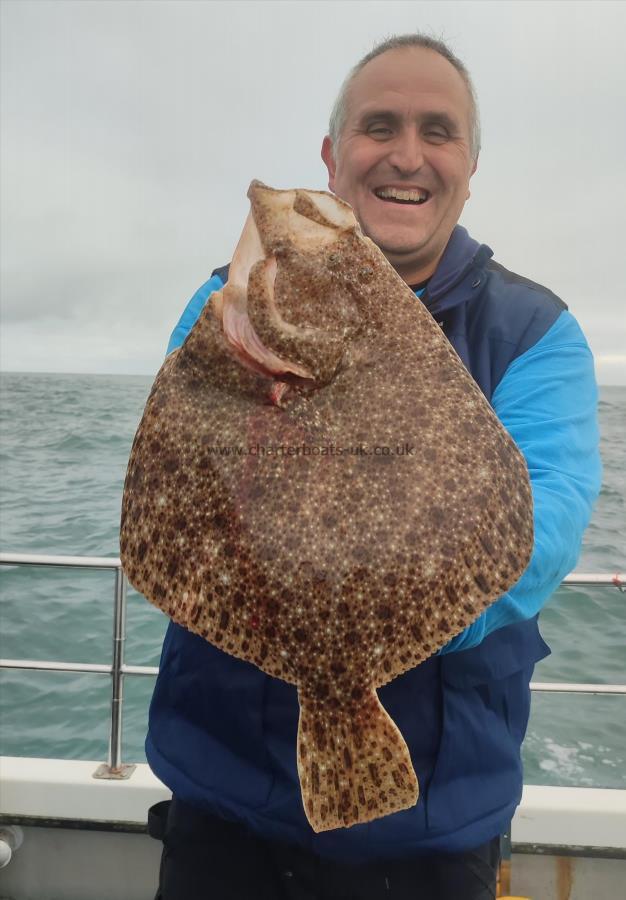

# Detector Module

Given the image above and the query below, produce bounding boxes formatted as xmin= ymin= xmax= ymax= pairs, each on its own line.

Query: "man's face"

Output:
xmin=322 ymin=47 xmax=478 ymax=284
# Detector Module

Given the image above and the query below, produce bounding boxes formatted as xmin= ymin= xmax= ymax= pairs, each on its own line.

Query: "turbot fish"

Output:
xmin=120 ymin=180 xmax=533 ymax=833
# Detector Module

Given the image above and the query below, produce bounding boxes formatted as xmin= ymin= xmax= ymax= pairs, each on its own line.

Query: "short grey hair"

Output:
xmin=328 ymin=33 xmax=481 ymax=162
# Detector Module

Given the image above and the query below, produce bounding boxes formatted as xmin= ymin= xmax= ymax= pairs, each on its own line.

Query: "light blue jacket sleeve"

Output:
xmin=166 ymin=273 xmax=225 ymax=355
xmin=440 ymin=310 xmax=602 ymax=653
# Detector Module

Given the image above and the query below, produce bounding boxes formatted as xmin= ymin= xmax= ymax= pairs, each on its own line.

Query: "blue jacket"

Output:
xmin=146 ymin=225 xmax=601 ymax=861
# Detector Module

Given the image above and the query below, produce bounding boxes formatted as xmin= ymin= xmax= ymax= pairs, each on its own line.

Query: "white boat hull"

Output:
xmin=1 ymin=757 xmax=625 ymax=899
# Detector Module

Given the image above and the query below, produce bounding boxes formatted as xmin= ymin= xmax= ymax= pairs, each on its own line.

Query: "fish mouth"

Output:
xmin=373 ymin=186 xmax=430 ymax=205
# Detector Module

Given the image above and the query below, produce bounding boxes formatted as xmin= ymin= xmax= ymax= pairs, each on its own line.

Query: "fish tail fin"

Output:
xmin=297 ymin=687 xmax=418 ymax=833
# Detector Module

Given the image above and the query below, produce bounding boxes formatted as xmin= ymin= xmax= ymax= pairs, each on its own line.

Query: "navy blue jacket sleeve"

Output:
xmin=440 ymin=310 xmax=602 ymax=653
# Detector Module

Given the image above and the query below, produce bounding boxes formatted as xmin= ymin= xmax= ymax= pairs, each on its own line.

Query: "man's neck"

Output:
xmin=407 ymin=276 xmax=431 ymax=293
xmin=386 ymin=252 xmax=442 ymax=288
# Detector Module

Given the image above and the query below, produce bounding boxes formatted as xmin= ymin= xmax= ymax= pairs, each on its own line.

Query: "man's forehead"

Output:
xmin=345 ymin=47 xmax=472 ymax=119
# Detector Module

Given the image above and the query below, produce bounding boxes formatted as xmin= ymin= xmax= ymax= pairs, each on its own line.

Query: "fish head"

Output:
xmin=218 ymin=181 xmax=387 ymax=386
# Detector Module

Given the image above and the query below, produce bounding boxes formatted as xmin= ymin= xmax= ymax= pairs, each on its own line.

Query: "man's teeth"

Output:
xmin=375 ymin=187 xmax=428 ymax=204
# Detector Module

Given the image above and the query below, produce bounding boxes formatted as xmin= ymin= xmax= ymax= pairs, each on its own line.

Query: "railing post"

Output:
xmin=93 ymin=567 xmax=135 ymax=780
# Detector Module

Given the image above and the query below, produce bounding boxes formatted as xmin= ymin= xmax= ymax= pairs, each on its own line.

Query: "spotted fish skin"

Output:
xmin=120 ymin=181 xmax=533 ymax=833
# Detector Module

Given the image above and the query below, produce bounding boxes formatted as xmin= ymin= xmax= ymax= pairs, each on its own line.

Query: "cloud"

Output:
xmin=1 ymin=0 xmax=625 ymax=383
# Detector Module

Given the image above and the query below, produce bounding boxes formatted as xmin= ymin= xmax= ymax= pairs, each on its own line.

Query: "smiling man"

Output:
xmin=322 ymin=42 xmax=478 ymax=286
xmin=147 ymin=34 xmax=601 ymax=900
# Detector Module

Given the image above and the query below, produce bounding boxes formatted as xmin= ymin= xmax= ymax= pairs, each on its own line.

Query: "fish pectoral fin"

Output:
xmin=296 ymin=686 xmax=418 ymax=833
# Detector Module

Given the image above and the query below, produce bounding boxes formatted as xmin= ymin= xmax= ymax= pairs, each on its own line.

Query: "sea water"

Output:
xmin=0 ymin=372 xmax=624 ymax=788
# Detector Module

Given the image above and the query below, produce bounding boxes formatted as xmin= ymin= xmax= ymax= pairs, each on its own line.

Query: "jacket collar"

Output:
xmin=421 ymin=225 xmax=493 ymax=317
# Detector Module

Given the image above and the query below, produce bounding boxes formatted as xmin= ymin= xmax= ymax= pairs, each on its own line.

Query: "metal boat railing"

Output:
xmin=0 ymin=553 xmax=624 ymax=778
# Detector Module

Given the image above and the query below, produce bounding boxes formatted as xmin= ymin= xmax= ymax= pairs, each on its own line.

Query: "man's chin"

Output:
xmin=357 ymin=218 xmax=444 ymax=276
xmin=375 ymin=239 xmax=432 ymax=267
xmin=363 ymin=225 xmax=430 ymax=257
xmin=369 ymin=237 xmax=443 ymax=283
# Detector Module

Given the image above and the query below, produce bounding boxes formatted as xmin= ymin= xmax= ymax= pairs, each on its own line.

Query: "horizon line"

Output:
xmin=1 ymin=369 xmax=625 ymax=389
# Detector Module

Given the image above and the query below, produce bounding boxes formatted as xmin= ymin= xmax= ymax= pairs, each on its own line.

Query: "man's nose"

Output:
xmin=387 ymin=132 xmax=425 ymax=173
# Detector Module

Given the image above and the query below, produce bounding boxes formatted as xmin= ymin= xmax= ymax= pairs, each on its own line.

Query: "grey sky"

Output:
xmin=1 ymin=0 xmax=625 ymax=384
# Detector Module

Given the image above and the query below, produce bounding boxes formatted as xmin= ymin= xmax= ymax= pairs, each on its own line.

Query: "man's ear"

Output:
xmin=466 ymin=154 xmax=479 ymax=200
xmin=321 ymin=136 xmax=336 ymax=192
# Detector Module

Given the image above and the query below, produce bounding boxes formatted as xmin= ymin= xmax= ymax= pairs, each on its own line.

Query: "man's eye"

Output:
xmin=368 ymin=126 xmax=392 ymax=137
xmin=424 ymin=130 xmax=448 ymax=142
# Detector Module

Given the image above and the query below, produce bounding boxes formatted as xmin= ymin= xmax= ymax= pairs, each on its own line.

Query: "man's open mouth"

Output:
xmin=374 ymin=187 xmax=430 ymax=205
